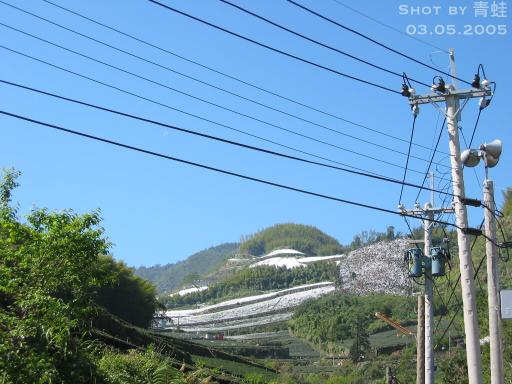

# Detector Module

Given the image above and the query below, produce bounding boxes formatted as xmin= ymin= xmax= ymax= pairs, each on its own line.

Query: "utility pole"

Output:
xmin=424 ymin=203 xmax=434 ymax=384
xmin=484 ymin=179 xmax=504 ymax=384
xmin=417 ymin=295 xmax=425 ymax=384
xmin=406 ymin=49 xmax=491 ymax=384
xmin=445 ymin=49 xmax=483 ymax=384
xmin=401 ymin=199 xmax=453 ymax=384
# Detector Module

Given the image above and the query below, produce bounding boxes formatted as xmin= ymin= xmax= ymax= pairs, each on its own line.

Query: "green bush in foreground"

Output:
xmin=0 ymin=169 xmax=159 ymax=383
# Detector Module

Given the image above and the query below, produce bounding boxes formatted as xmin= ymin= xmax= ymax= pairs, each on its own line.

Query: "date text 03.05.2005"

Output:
xmin=406 ymin=24 xmax=507 ymax=36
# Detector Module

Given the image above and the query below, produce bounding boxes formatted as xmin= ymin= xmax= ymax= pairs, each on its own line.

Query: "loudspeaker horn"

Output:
xmin=483 ymin=153 xmax=500 ymax=168
xmin=461 ymin=149 xmax=481 ymax=167
xmin=480 ymin=139 xmax=502 ymax=159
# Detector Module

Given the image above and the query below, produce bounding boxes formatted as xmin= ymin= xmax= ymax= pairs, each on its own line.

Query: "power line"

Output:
xmin=286 ymin=0 xmax=473 ymax=86
xmin=398 ymin=115 xmax=417 ymax=204
xmin=218 ymin=0 xmax=431 ymax=88
xmin=37 ymin=0 xmax=447 ymax=154
xmin=0 ymin=5 xmax=436 ymax=164
xmin=414 ymin=117 xmax=447 ymax=203
xmin=433 ymin=222 xmax=483 ymax=338
xmin=329 ymin=0 xmax=449 ymax=53
xmin=0 ymin=78 xmax=458 ymax=198
xmin=435 ymin=250 xmax=487 ymax=347
xmin=147 ymin=0 xmax=400 ymax=94
xmin=0 ymin=44 xmax=431 ymax=175
xmin=468 ymin=109 xmax=483 ymax=149
xmin=0 ymin=109 xmax=463 ymax=228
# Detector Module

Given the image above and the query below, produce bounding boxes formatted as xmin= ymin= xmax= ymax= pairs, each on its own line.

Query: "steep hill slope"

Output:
xmin=338 ymin=238 xmax=411 ymax=295
xmin=134 ymin=243 xmax=239 ymax=293
xmin=239 ymin=223 xmax=345 ymax=256
xmin=136 ymin=224 xmax=345 ymax=294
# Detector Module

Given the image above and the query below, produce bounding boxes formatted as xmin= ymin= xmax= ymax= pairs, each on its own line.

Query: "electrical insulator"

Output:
xmin=479 ymin=97 xmax=490 ymax=110
xmin=401 ymin=84 xmax=411 ymax=97
xmin=471 ymin=73 xmax=481 ymax=88
xmin=411 ymin=104 xmax=420 ymax=117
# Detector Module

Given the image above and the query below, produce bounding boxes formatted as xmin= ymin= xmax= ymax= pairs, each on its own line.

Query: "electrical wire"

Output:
xmin=0 ymin=2 xmax=433 ymax=161
xmin=398 ymin=115 xmax=417 ymax=204
xmin=434 ymin=250 xmax=487 ymax=347
xmin=148 ymin=0 xmax=400 ymax=94
xmin=0 ymin=109 xmax=464 ymax=228
xmin=329 ymin=0 xmax=449 ymax=53
xmin=433 ymin=221 xmax=484 ymax=338
xmin=0 ymin=78 xmax=459 ymax=198
xmin=38 ymin=0 xmax=447 ymax=154
xmin=459 ymin=122 xmax=482 ymax=188
xmin=468 ymin=109 xmax=483 ymax=150
xmin=0 ymin=44 xmax=429 ymax=175
xmin=403 ymin=216 xmax=417 ymax=241
xmin=432 ymin=278 xmax=449 ymax=317
xmin=218 ymin=0 xmax=431 ymax=88
xmin=468 ymin=78 xmax=495 ymax=149
xmin=414 ymin=118 xmax=446 ymax=203
xmin=286 ymin=0 xmax=473 ymax=86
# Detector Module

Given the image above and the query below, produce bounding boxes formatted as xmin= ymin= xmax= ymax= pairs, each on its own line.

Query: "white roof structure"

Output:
xmin=263 ymin=248 xmax=304 ymax=258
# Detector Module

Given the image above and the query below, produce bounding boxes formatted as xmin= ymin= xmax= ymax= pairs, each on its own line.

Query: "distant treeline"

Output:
xmin=239 ymin=223 xmax=345 ymax=256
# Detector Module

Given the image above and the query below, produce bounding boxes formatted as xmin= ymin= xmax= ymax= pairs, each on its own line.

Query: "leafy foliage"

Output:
xmin=162 ymin=262 xmax=337 ymax=308
xmin=239 ymin=223 xmax=344 ymax=256
xmin=289 ymin=293 xmax=415 ymax=346
xmin=134 ymin=243 xmax=239 ymax=294
xmin=0 ymin=169 xmax=159 ymax=383
xmin=348 ymin=313 xmax=371 ymax=362
xmin=347 ymin=226 xmax=397 ymax=250
xmin=152 ymin=363 xmax=186 ymax=384
xmin=95 ymin=256 xmax=161 ymax=328
xmin=0 ymin=206 xmax=109 ymax=382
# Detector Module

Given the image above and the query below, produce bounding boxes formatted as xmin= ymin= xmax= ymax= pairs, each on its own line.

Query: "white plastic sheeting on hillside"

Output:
xmin=250 ymin=254 xmax=344 ymax=269
xmin=164 ymin=283 xmax=334 ymax=331
xmin=170 ymin=286 xmax=208 ymax=297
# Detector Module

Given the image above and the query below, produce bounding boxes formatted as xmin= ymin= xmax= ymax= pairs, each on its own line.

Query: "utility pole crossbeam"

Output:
xmin=407 ymin=89 xmax=490 ymax=105
xmin=405 ymin=49 xmax=490 ymax=384
xmin=484 ymin=179 xmax=504 ymax=384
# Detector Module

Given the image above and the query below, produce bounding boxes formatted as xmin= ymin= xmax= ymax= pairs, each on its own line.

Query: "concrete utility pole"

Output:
xmin=423 ymin=204 xmax=434 ymax=384
xmin=407 ymin=49 xmax=492 ymax=384
xmin=417 ymin=295 xmax=425 ymax=384
xmin=386 ymin=366 xmax=392 ymax=384
xmin=445 ymin=50 xmax=483 ymax=384
xmin=401 ymin=200 xmax=453 ymax=384
xmin=484 ymin=179 xmax=504 ymax=384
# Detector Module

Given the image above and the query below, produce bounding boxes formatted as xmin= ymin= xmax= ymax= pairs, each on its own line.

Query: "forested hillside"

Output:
xmin=134 ymin=242 xmax=239 ymax=293
xmin=162 ymin=262 xmax=338 ymax=308
xmin=239 ymin=223 xmax=345 ymax=256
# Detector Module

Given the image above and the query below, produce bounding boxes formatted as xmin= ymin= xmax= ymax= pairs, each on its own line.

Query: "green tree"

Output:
xmin=182 ymin=272 xmax=201 ymax=288
xmin=0 ymin=188 xmax=109 ymax=381
xmin=0 ymin=169 xmax=159 ymax=382
xmin=348 ymin=313 xmax=371 ymax=363
xmin=95 ymin=256 xmax=160 ymax=328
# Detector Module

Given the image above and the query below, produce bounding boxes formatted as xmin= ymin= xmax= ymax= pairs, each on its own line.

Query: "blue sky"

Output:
xmin=1 ymin=0 xmax=510 ymax=267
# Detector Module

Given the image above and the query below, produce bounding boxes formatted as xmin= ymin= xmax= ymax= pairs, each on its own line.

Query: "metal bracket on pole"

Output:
xmin=409 ymin=88 xmax=491 ymax=105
